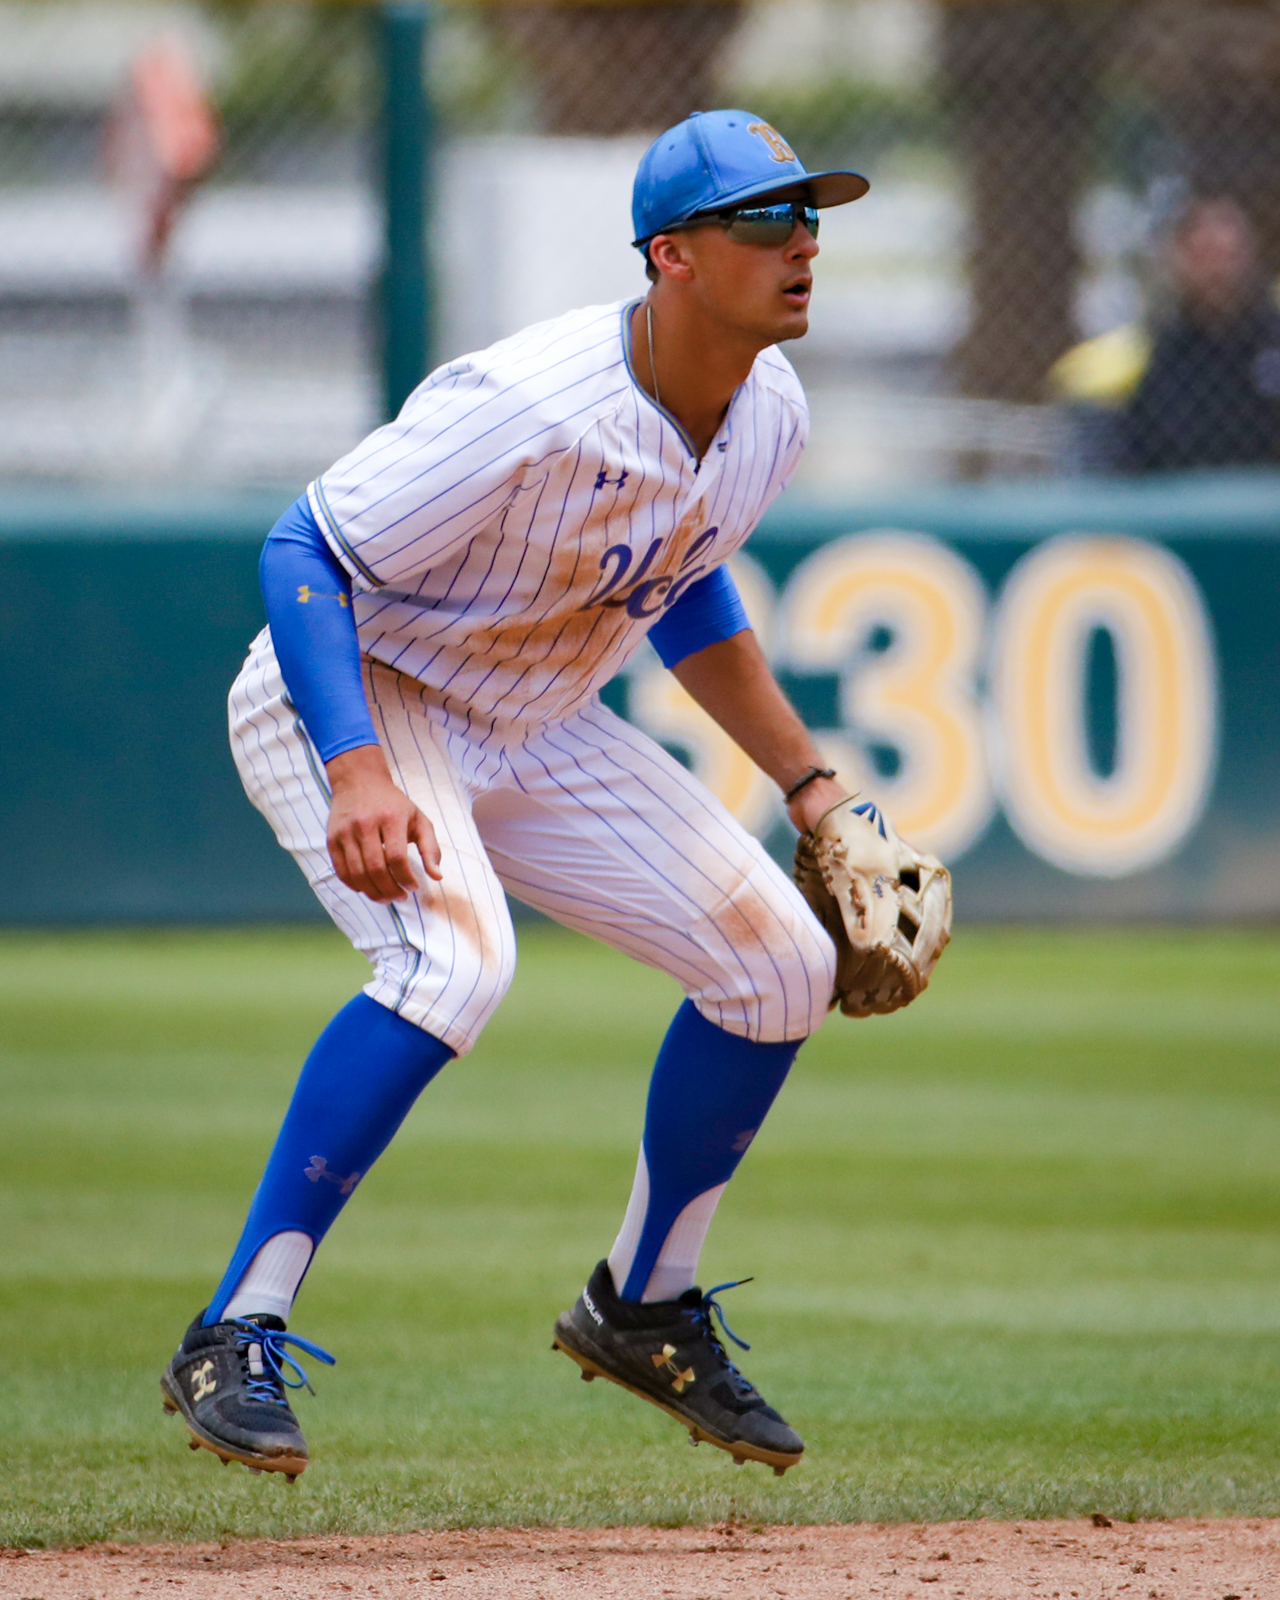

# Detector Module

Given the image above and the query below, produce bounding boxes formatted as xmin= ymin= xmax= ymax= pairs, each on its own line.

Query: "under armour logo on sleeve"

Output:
xmin=304 ymin=1155 xmax=362 ymax=1195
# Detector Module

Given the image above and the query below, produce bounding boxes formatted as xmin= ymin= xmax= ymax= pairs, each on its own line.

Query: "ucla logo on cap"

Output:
xmin=748 ymin=123 xmax=796 ymax=164
xmin=631 ymin=108 xmax=870 ymax=249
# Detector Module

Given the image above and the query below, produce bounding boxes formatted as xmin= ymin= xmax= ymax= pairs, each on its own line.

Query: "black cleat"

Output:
xmin=552 ymin=1260 xmax=804 ymax=1475
xmin=161 ymin=1310 xmax=334 ymax=1478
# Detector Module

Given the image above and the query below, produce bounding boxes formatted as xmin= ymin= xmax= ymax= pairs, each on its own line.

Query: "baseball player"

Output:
xmin=160 ymin=110 xmax=947 ymax=1483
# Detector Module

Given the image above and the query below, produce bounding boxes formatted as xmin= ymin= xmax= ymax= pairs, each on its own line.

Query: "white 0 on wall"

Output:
xmin=776 ymin=530 xmax=995 ymax=861
xmin=988 ymin=534 xmax=1218 ymax=878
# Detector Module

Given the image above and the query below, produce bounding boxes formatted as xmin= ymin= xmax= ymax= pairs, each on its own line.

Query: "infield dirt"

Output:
xmin=2 ymin=1520 xmax=1275 ymax=1599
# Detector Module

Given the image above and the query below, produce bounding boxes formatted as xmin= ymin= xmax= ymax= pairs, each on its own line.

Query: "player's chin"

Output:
xmin=774 ymin=281 xmax=811 ymax=325
xmin=771 ymin=304 xmax=811 ymax=342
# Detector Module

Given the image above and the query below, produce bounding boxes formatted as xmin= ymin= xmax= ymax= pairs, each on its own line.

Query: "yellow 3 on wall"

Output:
xmin=627 ymin=530 xmax=1219 ymax=880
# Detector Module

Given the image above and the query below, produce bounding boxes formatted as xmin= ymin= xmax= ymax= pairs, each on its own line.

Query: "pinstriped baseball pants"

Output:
xmin=229 ymin=630 xmax=836 ymax=1056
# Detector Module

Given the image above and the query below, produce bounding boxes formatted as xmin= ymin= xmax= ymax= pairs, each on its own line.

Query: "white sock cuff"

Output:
xmin=222 ymin=1231 xmax=314 ymax=1324
xmin=606 ymin=1149 xmax=649 ymax=1296
xmin=642 ymin=1183 xmax=727 ymax=1303
xmin=607 ymin=1144 xmax=729 ymax=1303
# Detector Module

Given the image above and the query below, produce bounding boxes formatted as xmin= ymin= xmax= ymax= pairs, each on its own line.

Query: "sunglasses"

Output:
xmin=698 ymin=201 xmax=820 ymax=246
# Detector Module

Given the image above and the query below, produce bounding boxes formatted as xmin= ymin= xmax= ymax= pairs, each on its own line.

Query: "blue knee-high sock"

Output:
xmin=619 ymin=1001 xmax=800 ymax=1301
xmin=204 ymin=993 xmax=453 ymax=1324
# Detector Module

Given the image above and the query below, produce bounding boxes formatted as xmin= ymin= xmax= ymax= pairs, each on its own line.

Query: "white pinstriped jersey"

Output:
xmin=308 ymin=298 xmax=807 ymax=727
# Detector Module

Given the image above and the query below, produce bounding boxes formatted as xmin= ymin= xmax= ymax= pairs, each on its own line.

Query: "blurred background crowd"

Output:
xmin=6 ymin=0 xmax=1280 ymax=496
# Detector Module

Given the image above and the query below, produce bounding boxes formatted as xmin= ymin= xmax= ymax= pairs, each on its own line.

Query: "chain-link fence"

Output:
xmin=4 ymin=0 xmax=1280 ymax=491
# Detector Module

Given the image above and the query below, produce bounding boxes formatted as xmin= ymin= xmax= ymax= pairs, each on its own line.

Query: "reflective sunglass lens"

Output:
xmin=724 ymin=203 xmax=819 ymax=244
xmin=726 ymin=220 xmax=792 ymax=244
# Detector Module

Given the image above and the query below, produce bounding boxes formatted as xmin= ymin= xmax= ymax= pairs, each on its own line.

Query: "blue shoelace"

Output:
xmin=700 ymin=1279 xmax=753 ymax=1350
xmin=230 ymin=1320 xmax=336 ymax=1407
xmin=688 ymin=1278 xmax=756 ymax=1391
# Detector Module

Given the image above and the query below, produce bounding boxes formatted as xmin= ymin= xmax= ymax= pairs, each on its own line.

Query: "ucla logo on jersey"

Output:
xmin=580 ymin=526 xmax=720 ymax=619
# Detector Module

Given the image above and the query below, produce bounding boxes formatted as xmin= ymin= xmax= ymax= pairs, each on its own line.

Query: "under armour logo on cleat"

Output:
xmin=652 ymin=1343 xmax=696 ymax=1393
xmin=190 ymin=1359 xmax=217 ymax=1401
xmin=304 ymin=1156 xmax=362 ymax=1195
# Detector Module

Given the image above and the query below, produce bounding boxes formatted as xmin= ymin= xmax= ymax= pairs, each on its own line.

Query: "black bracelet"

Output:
xmin=783 ymin=765 xmax=837 ymax=804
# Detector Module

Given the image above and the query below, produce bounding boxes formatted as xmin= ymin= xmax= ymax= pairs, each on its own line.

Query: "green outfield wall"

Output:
xmin=3 ymin=471 xmax=1278 ymax=923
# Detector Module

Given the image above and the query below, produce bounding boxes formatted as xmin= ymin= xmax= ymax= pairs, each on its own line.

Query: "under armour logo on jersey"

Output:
xmin=190 ymin=1359 xmax=217 ymax=1401
xmin=580 ymin=527 xmax=720 ymax=618
xmin=304 ymin=1155 xmax=362 ymax=1195
xmin=593 ymin=467 xmax=629 ymax=493
xmin=296 ymin=585 xmax=349 ymax=607
xmin=748 ymin=122 xmax=796 ymax=163
xmin=652 ymin=1344 xmax=696 ymax=1392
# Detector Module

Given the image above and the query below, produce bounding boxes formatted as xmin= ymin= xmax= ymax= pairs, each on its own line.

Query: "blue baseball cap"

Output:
xmin=632 ymin=109 xmax=869 ymax=249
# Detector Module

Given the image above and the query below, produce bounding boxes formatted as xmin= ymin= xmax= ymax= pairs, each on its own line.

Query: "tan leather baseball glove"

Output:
xmin=794 ymin=795 xmax=953 ymax=1018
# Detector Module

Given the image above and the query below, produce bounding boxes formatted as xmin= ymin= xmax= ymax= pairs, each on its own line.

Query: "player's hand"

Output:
xmin=324 ymin=744 xmax=443 ymax=904
xmin=786 ymin=772 xmax=850 ymax=836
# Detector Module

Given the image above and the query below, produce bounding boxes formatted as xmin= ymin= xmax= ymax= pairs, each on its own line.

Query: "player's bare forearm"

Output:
xmin=671 ymin=631 xmax=851 ymax=833
xmin=324 ymin=744 xmax=443 ymax=904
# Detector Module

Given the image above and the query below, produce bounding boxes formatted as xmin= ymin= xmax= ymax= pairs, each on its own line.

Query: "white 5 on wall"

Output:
xmin=989 ymin=534 xmax=1218 ymax=878
xmin=627 ymin=530 xmax=1218 ymax=879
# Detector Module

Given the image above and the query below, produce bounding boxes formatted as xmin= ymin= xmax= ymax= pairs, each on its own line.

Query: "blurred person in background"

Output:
xmin=1052 ymin=195 xmax=1280 ymax=472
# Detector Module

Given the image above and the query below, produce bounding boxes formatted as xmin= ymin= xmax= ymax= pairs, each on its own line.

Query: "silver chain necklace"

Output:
xmin=646 ymin=299 xmax=662 ymax=409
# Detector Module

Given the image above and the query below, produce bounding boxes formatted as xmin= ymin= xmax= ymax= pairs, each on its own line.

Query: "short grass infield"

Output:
xmin=2 ymin=922 xmax=1279 ymax=1547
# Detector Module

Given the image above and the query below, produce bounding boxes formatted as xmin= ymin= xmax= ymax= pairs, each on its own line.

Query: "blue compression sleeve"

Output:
xmin=647 ymin=565 xmax=751 ymax=669
xmin=205 ymin=994 xmax=454 ymax=1323
xmin=619 ymin=1001 xmax=798 ymax=1301
xmin=259 ymin=495 xmax=379 ymax=763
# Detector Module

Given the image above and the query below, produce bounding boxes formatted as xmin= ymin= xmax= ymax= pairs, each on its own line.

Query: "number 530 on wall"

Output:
xmin=628 ymin=531 xmax=1217 ymax=879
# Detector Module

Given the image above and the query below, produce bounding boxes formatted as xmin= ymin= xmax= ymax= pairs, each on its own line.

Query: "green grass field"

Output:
xmin=2 ymin=923 xmax=1279 ymax=1547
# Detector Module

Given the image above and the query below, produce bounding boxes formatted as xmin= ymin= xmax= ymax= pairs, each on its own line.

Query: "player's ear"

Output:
xmin=647 ymin=232 xmax=696 ymax=283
